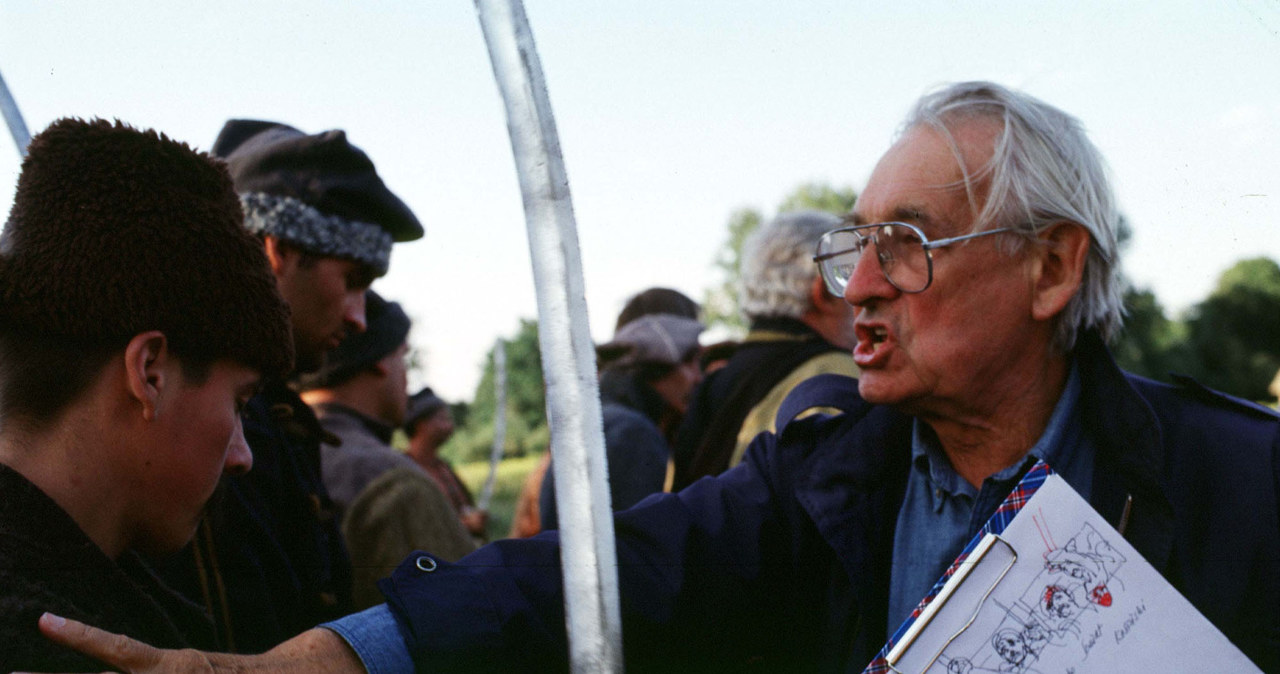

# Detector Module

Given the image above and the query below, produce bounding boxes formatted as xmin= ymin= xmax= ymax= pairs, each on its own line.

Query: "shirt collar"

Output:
xmin=911 ymin=362 xmax=1082 ymax=498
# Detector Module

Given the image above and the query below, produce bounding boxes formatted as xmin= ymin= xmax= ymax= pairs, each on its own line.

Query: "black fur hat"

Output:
xmin=297 ymin=290 xmax=410 ymax=390
xmin=0 ymin=118 xmax=294 ymax=378
xmin=212 ymin=120 xmax=424 ymax=276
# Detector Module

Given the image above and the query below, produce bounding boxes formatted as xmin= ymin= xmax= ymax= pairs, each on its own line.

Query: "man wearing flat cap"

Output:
xmin=540 ymin=313 xmax=704 ymax=531
xmin=299 ymin=291 xmax=475 ymax=611
xmin=158 ymin=120 xmax=424 ymax=653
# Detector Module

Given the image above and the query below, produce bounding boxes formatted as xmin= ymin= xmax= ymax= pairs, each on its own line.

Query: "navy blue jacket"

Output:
xmin=378 ymin=333 xmax=1280 ymax=672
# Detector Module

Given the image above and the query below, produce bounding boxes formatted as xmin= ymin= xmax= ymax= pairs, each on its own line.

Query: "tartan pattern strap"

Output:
xmin=862 ymin=460 xmax=1053 ymax=673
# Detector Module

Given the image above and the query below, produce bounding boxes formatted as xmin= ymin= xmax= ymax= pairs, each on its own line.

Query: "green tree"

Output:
xmin=441 ymin=319 xmax=550 ymax=464
xmin=776 ymin=183 xmax=857 ymax=216
xmin=1182 ymin=257 xmax=1280 ymax=400
xmin=702 ymin=182 xmax=856 ymax=333
xmin=702 ymin=207 xmax=762 ymax=332
xmin=1110 ymin=286 xmax=1191 ymax=382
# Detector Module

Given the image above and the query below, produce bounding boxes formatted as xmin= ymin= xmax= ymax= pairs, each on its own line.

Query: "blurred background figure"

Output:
xmin=613 ymin=286 xmax=700 ymax=333
xmin=539 ymin=313 xmax=704 ymax=531
xmin=405 ymin=388 xmax=489 ymax=541
xmin=671 ymin=211 xmax=859 ymax=491
xmin=299 ymin=292 xmax=475 ymax=609
xmin=509 ymin=287 xmax=702 ymax=538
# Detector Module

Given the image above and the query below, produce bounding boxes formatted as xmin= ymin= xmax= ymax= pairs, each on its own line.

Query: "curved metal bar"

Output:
xmin=0 ymin=67 xmax=31 ymax=158
xmin=472 ymin=1 xmax=622 ymax=671
xmin=478 ymin=339 xmax=507 ymax=512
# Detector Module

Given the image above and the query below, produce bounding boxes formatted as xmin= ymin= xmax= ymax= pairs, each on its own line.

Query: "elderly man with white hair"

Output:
xmin=40 ymin=81 xmax=1280 ymax=673
xmin=671 ymin=210 xmax=860 ymax=490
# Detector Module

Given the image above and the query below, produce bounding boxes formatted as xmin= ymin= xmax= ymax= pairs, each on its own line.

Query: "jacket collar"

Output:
xmin=792 ymin=329 xmax=1175 ymax=590
xmin=1072 ymin=330 xmax=1175 ymax=569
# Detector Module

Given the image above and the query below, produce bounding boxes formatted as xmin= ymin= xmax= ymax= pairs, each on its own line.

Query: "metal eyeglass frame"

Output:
xmin=813 ymin=222 xmax=1015 ymax=295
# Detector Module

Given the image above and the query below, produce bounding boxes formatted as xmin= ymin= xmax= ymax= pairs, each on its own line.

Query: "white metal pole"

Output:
xmin=472 ymin=1 xmax=622 ymax=672
xmin=478 ymin=339 xmax=507 ymax=511
xmin=0 ymin=68 xmax=30 ymax=158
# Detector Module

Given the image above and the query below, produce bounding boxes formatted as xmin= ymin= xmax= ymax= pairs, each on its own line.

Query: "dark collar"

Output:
xmin=745 ymin=316 xmax=823 ymax=342
xmin=792 ymin=330 xmax=1174 ymax=572
xmin=312 ymin=402 xmax=397 ymax=445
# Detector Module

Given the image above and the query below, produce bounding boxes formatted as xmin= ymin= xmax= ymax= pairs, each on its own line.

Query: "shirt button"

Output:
xmin=415 ymin=556 xmax=438 ymax=573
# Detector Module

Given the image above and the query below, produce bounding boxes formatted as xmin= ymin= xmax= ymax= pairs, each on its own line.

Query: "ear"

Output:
xmin=124 ymin=331 xmax=170 ymax=422
xmin=1029 ymin=222 xmax=1090 ymax=322
xmin=262 ymin=235 xmax=297 ymax=276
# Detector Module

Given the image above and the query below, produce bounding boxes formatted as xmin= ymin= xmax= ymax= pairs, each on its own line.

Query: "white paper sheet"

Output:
xmin=889 ymin=475 xmax=1261 ymax=673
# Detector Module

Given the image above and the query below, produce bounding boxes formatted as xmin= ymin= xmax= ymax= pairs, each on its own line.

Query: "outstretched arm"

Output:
xmin=32 ymin=613 xmax=366 ymax=674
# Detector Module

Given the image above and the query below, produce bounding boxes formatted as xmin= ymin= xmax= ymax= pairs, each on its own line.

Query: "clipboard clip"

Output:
xmin=886 ymin=533 xmax=1019 ymax=673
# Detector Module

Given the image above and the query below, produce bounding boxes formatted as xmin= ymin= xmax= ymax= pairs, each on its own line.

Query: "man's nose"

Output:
xmin=225 ymin=419 xmax=253 ymax=476
xmin=344 ymin=290 xmax=368 ymax=334
xmin=843 ymin=244 xmax=898 ymax=307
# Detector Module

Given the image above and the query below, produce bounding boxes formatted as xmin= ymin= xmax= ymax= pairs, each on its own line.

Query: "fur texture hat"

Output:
xmin=0 ymin=118 xmax=294 ymax=378
xmin=297 ymin=290 xmax=410 ymax=390
xmin=212 ymin=120 xmax=424 ymax=276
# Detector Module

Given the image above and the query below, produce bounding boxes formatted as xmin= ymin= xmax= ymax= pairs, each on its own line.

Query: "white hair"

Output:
xmin=903 ymin=81 xmax=1124 ymax=351
xmin=738 ymin=211 xmax=843 ymax=321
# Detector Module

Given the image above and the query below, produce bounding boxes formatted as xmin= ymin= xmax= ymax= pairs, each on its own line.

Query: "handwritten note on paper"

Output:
xmin=889 ymin=475 xmax=1261 ymax=673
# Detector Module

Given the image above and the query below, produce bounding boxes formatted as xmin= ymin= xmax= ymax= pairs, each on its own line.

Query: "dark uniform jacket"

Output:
xmin=672 ymin=316 xmax=848 ymax=490
xmin=0 ymin=464 xmax=215 ymax=671
xmin=539 ymin=370 xmax=672 ymax=531
xmin=375 ymin=332 xmax=1280 ymax=672
xmin=159 ymin=381 xmax=353 ymax=653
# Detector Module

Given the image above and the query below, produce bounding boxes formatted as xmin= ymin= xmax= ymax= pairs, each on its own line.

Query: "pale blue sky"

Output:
xmin=3 ymin=1 xmax=1278 ymax=400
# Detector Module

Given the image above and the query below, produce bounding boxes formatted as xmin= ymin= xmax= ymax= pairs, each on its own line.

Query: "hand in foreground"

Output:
xmin=27 ymin=613 xmax=366 ymax=674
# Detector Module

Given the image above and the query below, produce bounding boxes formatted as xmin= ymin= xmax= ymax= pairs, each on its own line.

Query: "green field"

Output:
xmin=455 ymin=452 xmax=546 ymax=540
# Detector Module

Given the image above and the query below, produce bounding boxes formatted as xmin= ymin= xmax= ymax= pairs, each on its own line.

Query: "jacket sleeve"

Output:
xmin=376 ymin=430 xmax=796 ymax=672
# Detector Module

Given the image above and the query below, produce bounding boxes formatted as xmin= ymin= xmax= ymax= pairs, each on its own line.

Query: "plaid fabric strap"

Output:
xmin=863 ymin=460 xmax=1053 ymax=673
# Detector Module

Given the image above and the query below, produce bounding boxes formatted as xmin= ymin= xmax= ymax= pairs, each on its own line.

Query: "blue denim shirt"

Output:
xmin=324 ymin=604 xmax=414 ymax=674
xmin=886 ymin=365 xmax=1094 ymax=632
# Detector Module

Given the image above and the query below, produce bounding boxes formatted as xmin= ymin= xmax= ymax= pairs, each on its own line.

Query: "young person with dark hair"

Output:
xmin=0 ymin=118 xmax=293 ymax=671
xmin=299 ymin=291 xmax=476 ymax=610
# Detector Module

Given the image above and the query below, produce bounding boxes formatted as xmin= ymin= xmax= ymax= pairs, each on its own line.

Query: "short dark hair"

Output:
xmin=0 ymin=118 xmax=293 ymax=429
xmin=615 ymin=287 xmax=700 ymax=332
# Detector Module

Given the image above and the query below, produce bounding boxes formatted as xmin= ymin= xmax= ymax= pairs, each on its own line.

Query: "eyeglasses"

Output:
xmin=813 ymin=222 xmax=1014 ymax=295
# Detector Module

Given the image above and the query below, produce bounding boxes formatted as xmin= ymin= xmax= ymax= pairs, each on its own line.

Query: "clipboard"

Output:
xmin=863 ymin=461 xmax=1261 ymax=673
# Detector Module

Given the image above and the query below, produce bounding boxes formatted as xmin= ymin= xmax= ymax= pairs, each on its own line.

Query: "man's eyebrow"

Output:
xmin=847 ymin=207 xmax=934 ymax=227
xmin=890 ymin=206 xmax=932 ymax=226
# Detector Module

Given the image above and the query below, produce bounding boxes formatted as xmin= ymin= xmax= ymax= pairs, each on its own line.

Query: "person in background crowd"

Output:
xmin=540 ymin=313 xmax=704 ymax=531
xmin=512 ymin=287 xmax=700 ymax=538
xmin=299 ymin=292 xmax=476 ymax=609
xmin=507 ymin=451 xmax=552 ymax=539
xmin=613 ymin=286 xmax=701 ymax=332
xmin=671 ymin=210 xmax=860 ymax=490
xmin=0 ymin=118 xmax=292 ymax=670
xmin=38 ymin=80 xmax=1280 ymax=673
xmin=157 ymin=119 xmax=424 ymax=653
xmin=404 ymin=388 xmax=489 ymax=540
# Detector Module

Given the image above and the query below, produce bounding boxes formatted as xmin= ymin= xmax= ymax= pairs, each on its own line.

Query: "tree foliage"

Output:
xmin=441 ymin=318 xmax=550 ymax=464
xmin=1112 ymin=257 xmax=1280 ymax=402
xmin=1182 ymin=257 xmax=1280 ymax=400
xmin=702 ymin=182 xmax=856 ymax=333
xmin=1110 ymin=286 xmax=1191 ymax=381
